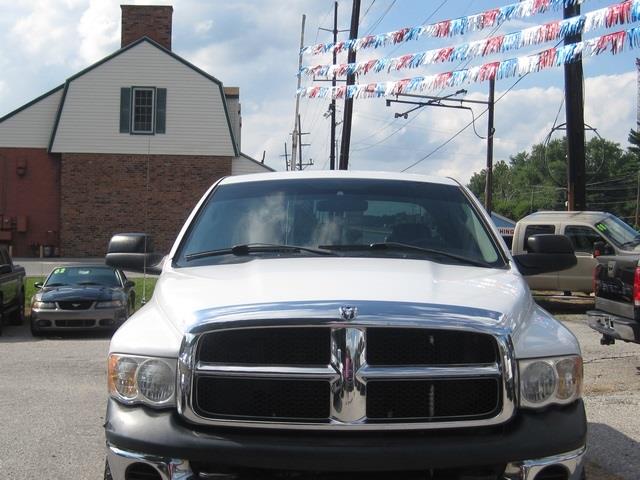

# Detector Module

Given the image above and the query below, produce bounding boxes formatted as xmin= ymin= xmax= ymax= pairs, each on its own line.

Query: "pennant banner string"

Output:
xmin=301 ymin=0 xmax=587 ymax=56
xmin=301 ymin=0 xmax=638 ymax=79
xmin=298 ymin=26 xmax=639 ymax=100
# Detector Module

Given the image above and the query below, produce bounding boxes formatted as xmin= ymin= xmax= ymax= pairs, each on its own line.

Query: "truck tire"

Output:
xmin=9 ymin=292 xmax=25 ymax=325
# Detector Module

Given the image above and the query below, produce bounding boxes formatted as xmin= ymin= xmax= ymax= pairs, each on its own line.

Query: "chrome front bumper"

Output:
xmin=106 ymin=443 xmax=586 ymax=480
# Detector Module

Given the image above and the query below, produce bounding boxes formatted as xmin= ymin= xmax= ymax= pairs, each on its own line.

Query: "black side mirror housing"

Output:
xmin=33 ymin=281 xmax=44 ymax=289
xmin=513 ymin=234 xmax=577 ymax=276
xmin=105 ymin=233 xmax=164 ymax=275
xmin=124 ymin=280 xmax=136 ymax=288
xmin=0 ymin=264 xmax=11 ymax=275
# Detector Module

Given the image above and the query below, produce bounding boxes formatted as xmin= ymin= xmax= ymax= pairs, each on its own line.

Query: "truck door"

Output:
xmin=522 ymin=224 xmax=559 ymax=291
xmin=0 ymin=248 xmax=17 ymax=308
xmin=561 ymin=225 xmax=607 ymax=293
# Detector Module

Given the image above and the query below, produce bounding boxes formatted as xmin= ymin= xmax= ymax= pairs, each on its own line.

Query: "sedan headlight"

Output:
xmin=32 ymin=301 xmax=56 ymax=310
xmin=108 ymin=354 xmax=176 ymax=407
xmin=519 ymin=355 xmax=583 ymax=408
xmin=96 ymin=299 xmax=124 ymax=309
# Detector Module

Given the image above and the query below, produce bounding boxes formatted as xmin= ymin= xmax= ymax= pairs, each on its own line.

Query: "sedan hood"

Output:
xmin=39 ymin=285 xmax=122 ymax=302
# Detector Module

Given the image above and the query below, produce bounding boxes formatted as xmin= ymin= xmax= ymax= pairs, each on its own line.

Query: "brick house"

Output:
xmin=0 ymin=5 xmax=272 ymax=257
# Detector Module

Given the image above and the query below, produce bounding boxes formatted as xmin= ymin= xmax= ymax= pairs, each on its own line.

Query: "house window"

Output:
xmin=132 ymin=87 xmax=155 ymax=134
xmin=119 ymin=87 xmax=166 ymax=135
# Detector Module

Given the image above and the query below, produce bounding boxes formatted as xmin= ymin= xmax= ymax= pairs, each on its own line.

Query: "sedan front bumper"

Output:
xmin=105 ymin=399 xmax=587 ymax=479
xmin=31 ymin=306 xmax=127 ymax=331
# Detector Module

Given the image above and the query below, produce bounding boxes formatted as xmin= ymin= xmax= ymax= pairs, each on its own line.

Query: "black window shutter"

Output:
xmin=155 ymin=88 xmax=167 ymax=134
xmin=119 ymin=87 xmax=131 ymax=133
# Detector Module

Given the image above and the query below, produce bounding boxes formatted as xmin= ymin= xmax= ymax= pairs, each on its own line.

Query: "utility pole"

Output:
xmin=338 ymin=0 xmax=361 ymax=170
xmin=291 ymin=14 xmax=306 ymax=171
xmin=296 ymin=114 xmax=313 ymax=170
xmin=635 ymin=171 xmax=640 ymax=227
xmin=564 ymin=3 xmax=586 ymax=211
xmin=485 ymin=78 xmax=496 ymax=216
xmin=280 ymin=142 xmax=289 ymax=170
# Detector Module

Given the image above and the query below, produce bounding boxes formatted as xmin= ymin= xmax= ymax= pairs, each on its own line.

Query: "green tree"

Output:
xmin=467 ymin=136 xmax=638 ymax=222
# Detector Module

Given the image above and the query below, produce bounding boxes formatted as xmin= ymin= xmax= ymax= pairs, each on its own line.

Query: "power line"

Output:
xmin=401 ymin=72 xmax=531 ymax=172
xmin=364 ymin=0 xmax=396 ymax=36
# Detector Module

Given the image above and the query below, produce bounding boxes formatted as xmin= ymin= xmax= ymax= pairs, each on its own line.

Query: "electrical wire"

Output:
xmin=364 ymin=0 xmax=397 ymax=36
xmin=401 ymin=72 xmax=531 ymax=172
xmin=360 ymin=0 xmax=377 ymax=25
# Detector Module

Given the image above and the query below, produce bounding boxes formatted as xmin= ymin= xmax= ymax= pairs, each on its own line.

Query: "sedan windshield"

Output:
xmin=176 ymin=178 xmax=504 ymax=268
xmin=45 ymin=266 xmax=120 ymax=287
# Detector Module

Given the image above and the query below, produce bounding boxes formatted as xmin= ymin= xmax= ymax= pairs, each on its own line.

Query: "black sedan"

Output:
xmin=30 ymin=265 xmax=135 ymax=336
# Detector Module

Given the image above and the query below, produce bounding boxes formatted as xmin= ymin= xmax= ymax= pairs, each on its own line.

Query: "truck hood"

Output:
xmin=156 ymin=257 xmax=527 ymax=330
xmin=112 ymin=257 xmax=580 ymax=359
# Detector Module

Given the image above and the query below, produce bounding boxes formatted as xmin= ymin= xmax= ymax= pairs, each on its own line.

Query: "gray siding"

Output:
xmin=0 ymin=89 xmax=63 ymax=148
xmin=51 ymin=42 xmax=235 ymax=156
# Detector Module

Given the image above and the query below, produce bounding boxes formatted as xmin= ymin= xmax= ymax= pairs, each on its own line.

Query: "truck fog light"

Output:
xmin=521 ymin=361 xmax=556 ymax=404
xmin=109 ymin=356 xmax=139 ymax=400
xmin=555 ymin=357 xmax=583 ymax=400
xmin=136 ymin=359 xmax=175 ymax=403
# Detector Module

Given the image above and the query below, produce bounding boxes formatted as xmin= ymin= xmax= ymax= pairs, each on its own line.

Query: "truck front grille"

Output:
xmin=366 ymin=378 xmax=500 ymax=420
xmin=196 ymin=377 xmax=330 ymax=420
xmin=198 ymin=327 xmax=331 ymax=365
xmin=182 ymin=322 xmax=514 ymax=430
xmin=366 ymin=328 xmax=497 ymax=365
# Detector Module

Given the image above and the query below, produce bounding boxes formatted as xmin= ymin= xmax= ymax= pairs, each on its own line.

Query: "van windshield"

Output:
xmin=175 ymin=179 xmax=505 ymax=268
xmin=595 ymin=216 xmax=640 ymax=249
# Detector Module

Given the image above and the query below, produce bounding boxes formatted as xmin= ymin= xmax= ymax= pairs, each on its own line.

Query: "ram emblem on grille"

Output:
xmin=339 ymin=306 xmax=358 ymax=320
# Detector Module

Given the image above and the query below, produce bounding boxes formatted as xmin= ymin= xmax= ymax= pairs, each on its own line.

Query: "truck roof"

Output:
xmin=219 ymin=170 xmax=460 ymax=187
xmin=519 ymin=211 xmax=611 ymax=223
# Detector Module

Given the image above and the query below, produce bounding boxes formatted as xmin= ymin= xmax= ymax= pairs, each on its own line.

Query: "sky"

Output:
xmin=0 ymin=0 xmax=637 ymax=183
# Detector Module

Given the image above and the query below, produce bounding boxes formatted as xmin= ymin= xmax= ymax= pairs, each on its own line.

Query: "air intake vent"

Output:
xmin=125 ymin=463 xmax=161 ymax=480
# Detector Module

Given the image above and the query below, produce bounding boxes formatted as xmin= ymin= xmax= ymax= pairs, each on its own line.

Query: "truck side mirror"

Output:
xmin=105 ymin=233 xmax=164 ymax=275
xmin=0 ymin=264 xmax=11 ymax=275
xmin=513 ymin=234 xmax=577 ymax=276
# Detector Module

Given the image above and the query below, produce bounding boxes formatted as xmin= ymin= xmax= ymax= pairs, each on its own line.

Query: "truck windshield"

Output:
xmin=595 ymin=216 xmax=640 ymax=249
xmin=175 ymin=179 xmax=504 ymax=268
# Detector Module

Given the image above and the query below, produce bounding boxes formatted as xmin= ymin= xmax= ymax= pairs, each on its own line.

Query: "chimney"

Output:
xmin=121 ymin=5 xmax=173 ymax=50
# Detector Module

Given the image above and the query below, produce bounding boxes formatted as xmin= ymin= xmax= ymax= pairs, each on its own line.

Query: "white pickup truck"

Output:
xmin=104 ymin=171 xmax=586 ymax=480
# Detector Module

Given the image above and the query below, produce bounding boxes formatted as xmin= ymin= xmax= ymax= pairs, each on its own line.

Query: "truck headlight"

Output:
xmin=519 ymin=355 xmax=583 ymax=408
xmin=32 ymin=301 xmax=56 ymax=310
xmin=108 ymin=354 xmax=176 ymax=407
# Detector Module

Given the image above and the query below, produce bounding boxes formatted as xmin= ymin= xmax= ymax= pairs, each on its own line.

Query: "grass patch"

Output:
xmin=24 ymin=276 xmax=158 ymax=313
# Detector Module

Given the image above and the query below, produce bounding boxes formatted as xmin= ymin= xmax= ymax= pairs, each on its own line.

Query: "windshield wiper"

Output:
xmin=45 ymin=282 xmax=67 ymax=287
xmin=185 ymin=243 xmax=337 ymax=262
xmin=319 ymin=242 xmax=492 ymax=268
xmin=77 ymin=281 xmax=103 ymax=286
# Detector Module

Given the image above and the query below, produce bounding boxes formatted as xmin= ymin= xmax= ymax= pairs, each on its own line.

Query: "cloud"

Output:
xmin=76 ymin=0 xmax=120 ymax=67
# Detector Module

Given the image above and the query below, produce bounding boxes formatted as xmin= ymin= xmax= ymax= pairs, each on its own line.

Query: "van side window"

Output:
xmin=524 ymin=225 xmax=555 ymax=252
xmin=564 ymin=226 xmax=604 ymax=254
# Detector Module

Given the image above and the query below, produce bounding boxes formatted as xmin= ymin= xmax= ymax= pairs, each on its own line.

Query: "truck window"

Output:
xmin=524 ymin=225 xmax=555 ymax=252
xmin=564 ymin=226 xmax=604 ymax=254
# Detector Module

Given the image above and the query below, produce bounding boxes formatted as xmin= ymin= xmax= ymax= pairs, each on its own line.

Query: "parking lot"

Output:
xmin=0 ymin=296 xmax=638 ymax=479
